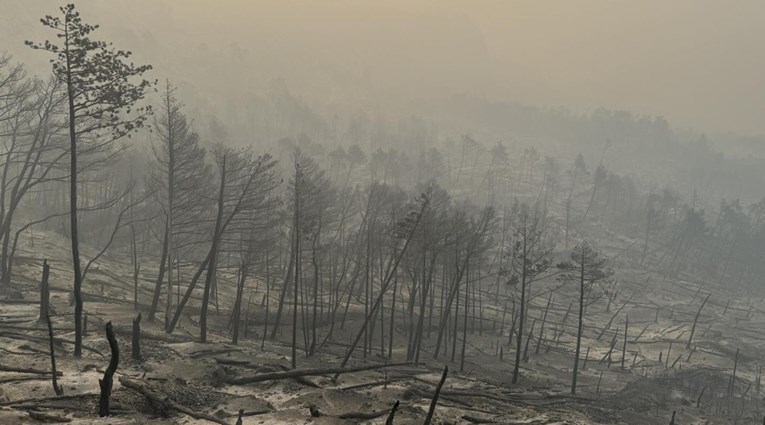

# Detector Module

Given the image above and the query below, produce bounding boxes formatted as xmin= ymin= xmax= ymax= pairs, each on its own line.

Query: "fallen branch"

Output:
xmin=462 ymin=415 xmax=496 ymax=424
xmin=0 ymin=376 xmax=50 ymax=384
xmin=189 ymin=348 xmax=242 ymax=359
xmin=119 ymin=376 xmax=229 ymax=425
xmin=0 ymin=365 xmax=62 ymax=376
xmin=222 ymin=361 xmax=414 ymax=385
xmin=28 ymin=411 xmax=72 ymax=423
xmin=0 ymin=331 xmax=104 ymax=357
xmin=0 ymin=394 xmax=98 ymax=407
xmin=338 ymin=410 xmax=389 ymax=420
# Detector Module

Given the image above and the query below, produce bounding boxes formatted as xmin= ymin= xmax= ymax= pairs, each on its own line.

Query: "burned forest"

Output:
xmin=2 ymin=1 xmax=765 ymax=424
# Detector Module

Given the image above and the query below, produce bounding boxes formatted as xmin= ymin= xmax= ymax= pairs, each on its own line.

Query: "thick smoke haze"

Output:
xmin=3 ymin=0 xmax=765 ymax=136
xmin=3 ymin=3 xmax=765 ymax=424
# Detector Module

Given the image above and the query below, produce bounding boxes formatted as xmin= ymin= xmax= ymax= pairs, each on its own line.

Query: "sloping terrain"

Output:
xmin=0 ymin=225 xmax=762 ymax=424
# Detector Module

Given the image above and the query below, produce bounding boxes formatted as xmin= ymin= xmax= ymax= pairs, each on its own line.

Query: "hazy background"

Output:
xmin=3 ymin=0 xmax=765 ymax=202
xmin=3 ymin=0 xmax=764 ymax=135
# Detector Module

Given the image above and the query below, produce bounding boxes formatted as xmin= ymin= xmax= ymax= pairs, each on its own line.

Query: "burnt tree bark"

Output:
xmin=38 ymin=259 xmax=50 ymax=323
xmin=45 ymin=315 xmax=63 ymax=395
xmin=132 ymin=313 xmax=141 ymax=361
xmin=99 ymin=321 xmax=119 ymax=416
xmin=423 ymin=365 xmax=448 ymax=425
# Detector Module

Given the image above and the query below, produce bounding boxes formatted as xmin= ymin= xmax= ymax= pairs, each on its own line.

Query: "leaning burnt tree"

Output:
xmin=0 ymin=61 xmax=69 ymax=285
xmin=431 ymin=202 xmax=495 ymax=361
xmin=166 ymin=145 xmax=280 ymax=338
xmin=147 ymin=81 xmax=209 ymax=326
xmin=334 ymin=187 xmax=431 ymax=377
xmin=27 ymin=3 xmax=153 ymax=356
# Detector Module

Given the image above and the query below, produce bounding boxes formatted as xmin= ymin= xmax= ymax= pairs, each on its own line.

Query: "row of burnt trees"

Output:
xmin=3 ymin=6 xmax=734 ymax=394
xmin=2 ymin=3 xmax=627 ymax=389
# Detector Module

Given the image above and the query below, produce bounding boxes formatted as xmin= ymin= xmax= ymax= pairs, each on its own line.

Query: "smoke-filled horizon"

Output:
xmin=3 ymin=4 xmax=765 ymax=424
xmin=3 ymin=0 xmax=765 ymax=138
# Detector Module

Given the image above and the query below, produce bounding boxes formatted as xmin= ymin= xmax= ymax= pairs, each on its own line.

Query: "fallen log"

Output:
xmin=224 ymin=409 xmax=271 ymax=418
xmin=0 ymin=376 xmax=50 ymax=384
xmin=0 ymin=331 xmax=104 ymax=357
xmin=276 ymin=364 xmax=321 ymax=388
xmin=462 ymin=415 xmax=496 ymax=424
xmin=338 ymin=410 xmax=389 ymax=420
xmin=0 ymin=365 xmax=62 ymax=376
xmin=340 ymin=377 xmax=405 ymax=391
xmin=189 ymin=348 xmax=242 ymax=359
xmin=119 ymin=376 xmax=229 ymax=425
xmin=222 ymin=361 xmax=414 ymax=385
xmin=28 ymin=411 xmax=72 ymax=423
xmin=0 ymin=394 xmax=98 ymax=407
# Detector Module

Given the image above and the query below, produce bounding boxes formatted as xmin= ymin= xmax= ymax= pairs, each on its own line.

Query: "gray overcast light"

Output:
xmin=0 ymin=2 xmax=763 ymax=424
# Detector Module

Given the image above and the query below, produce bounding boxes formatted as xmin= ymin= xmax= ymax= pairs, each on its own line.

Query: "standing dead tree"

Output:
xmin=99 ymin=321 xmax=119 ymax=416
xmin=558 ymin=240 xmax=613 ymax=395
xmin=132 ymin=313 xmax=141 ymax=361
xmin=27 ymin=3 xmax=154 ymax=356
xmin=45 ymin=315 xmax=64 ymax=396
xmin=507 ymin=202 xmax=555 ymax=384
xmin=334 ymin=188 xmax=430 ymax=378
xmin=0 ymin=64 xmax=69 ymax=285
xmin=38 ymin=259 xmax=51 ymax=323
xmin=433 ymin=204 xmax=495 ymax=361
xmin=147 ymin=81 xmax=209 ymax=326
xmin=167 ymin=146 xmax=280 ymax=337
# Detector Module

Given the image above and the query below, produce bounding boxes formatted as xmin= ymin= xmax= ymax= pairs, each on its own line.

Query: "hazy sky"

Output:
xmin=3 ymin=0 xmax=764 ymax=135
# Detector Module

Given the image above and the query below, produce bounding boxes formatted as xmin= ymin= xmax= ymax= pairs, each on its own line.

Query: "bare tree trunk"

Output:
xmin=38 ymin=259 xmax=50 ymax=323
xmin=148 ymin=227 xmax=169 ymax=321
xmin=98 ymin=322 xmax=119 ymax=416
xmin=45 ymin=315 xmax=63 ymax=395
xmin=388 ymin=273 xmax=397 ymax=359
xmin=66 ymin=56 xmax=84 ymax=357
xmin=132 ymin=313 xmax=141 ymax=361
xmin=571 ymin=259 xmax=585 ymax=395
xmin=200 ymin=156 xmax=227 ymax=343
xmin=687 ymin=293 xmax=710 ymax=348
xmin=270 ymin=230 xmax=294 ymax=339
xmin=262 ymin=247 xmax=270 ymax=349
xmin=460 ymin=263 xmax=469 ymax=372
xmin=165 ymin=251 xmax=211 ymax=334
xmin=333 ymin=196 xmax=427 ymax=378
xmin=131 ymin=226 xmax=139 ymax=311
xmin=423 ymin=365 xmax=448 ymax=425
xmin=291 ymin=164 xmax=301 ymax=369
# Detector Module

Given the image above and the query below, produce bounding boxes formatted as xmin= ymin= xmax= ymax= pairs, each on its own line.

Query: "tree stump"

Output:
xmin=98 ymin=321 xmax=119 ymax=416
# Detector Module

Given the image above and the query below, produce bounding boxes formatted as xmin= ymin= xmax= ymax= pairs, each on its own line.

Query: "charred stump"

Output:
xmin=45 ymin=315 xmax=63 ymax=395
xmin=98 ymin=321 xmax=119 ymax=416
